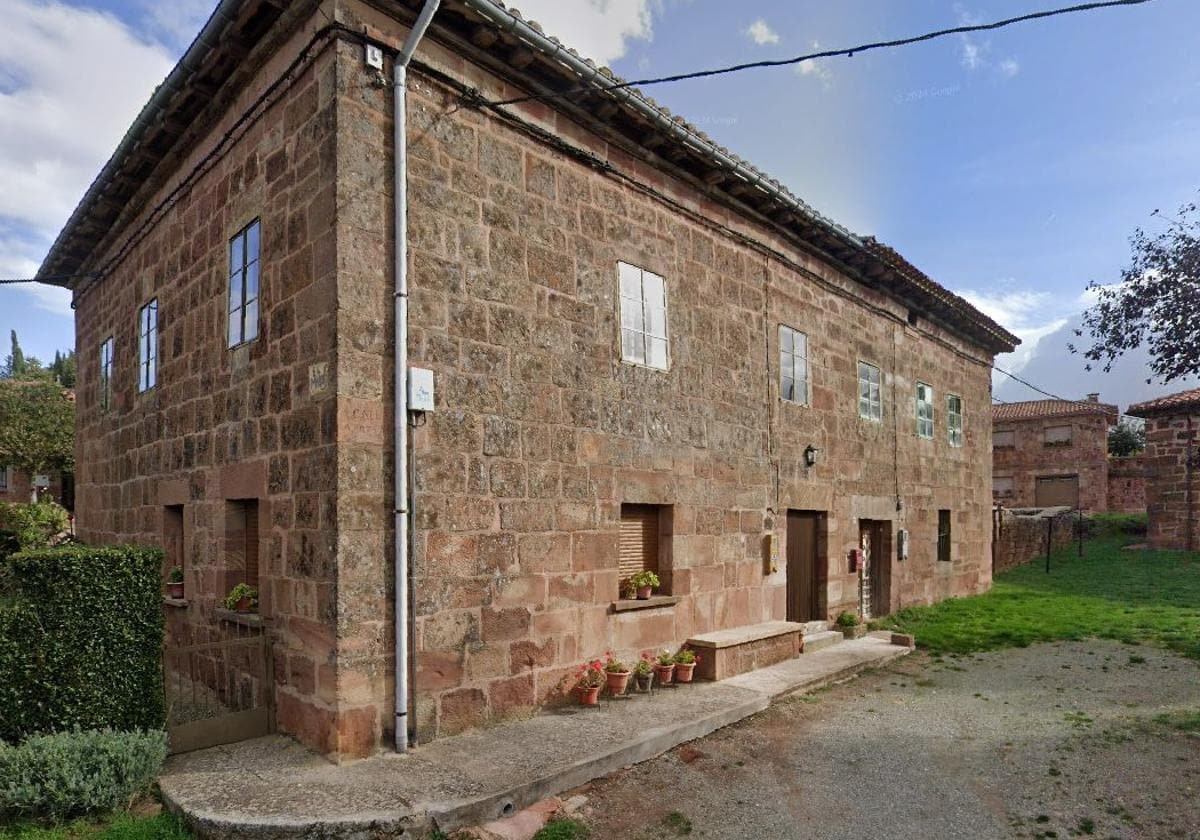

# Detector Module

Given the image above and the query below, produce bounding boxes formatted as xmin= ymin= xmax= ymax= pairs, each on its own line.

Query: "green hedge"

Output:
xmin=0 ymin=545 xmax=165 ymax=744
xmin=0 ymin=729 xmax=167 ymax=822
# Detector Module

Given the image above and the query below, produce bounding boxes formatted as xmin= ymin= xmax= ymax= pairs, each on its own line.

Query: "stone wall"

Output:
xmin=1106 ymin=455 xmax=1147 ymax=513
xmin=0 ymin=468 xmax=67 ymax=508
xmin=338 ymin=0 xmax=998 ymax=745
xmin=1142 ymin=413 xmax=1200 ymax=550
xmin=992 ymin=507 xmax=1078 ymax=574
xmin=993 ymin=413 xmax=1111 ymax=510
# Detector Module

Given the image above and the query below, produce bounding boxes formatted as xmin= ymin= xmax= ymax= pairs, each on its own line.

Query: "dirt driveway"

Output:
xmin=566 ymin=641 xmax=1200 ymax=840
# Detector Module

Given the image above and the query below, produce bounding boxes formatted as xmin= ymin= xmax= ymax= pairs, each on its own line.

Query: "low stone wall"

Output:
xmin=1107 ymin=455 xmax=1147 ymax=513
xmin=993 ymin=507 xmax=1078 ymax=574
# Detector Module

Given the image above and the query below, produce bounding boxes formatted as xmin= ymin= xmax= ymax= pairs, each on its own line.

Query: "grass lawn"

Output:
xmin=0 ymin=812 xmax=189 ymax=839
xmin=879 ymin=533 xmax=1200 ymax=661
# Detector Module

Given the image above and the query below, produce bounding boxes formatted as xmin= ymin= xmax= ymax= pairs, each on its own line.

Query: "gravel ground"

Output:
xmin=566 ymin=641 xmax=1200 ymax=840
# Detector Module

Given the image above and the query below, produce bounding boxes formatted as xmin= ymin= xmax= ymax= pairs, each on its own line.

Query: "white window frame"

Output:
xmin=228 ymin=219 xmax=261 ymax=348
xmin=617 ymin=261 xmax=669 ymax=370
xmin=99 ymin=336 xmax=114 ymax=411
xmin=857 ymin=361 xmax=882 ymax=421
xmin=916 ymin=382 xmax=934 ymax=439
xmin=779 ymin=325 xmax=809 ymax=406
xmin=137 ymin=299 xmax=158 ymax=393
xmin=947 ymin=394 xmax=964 ymax=447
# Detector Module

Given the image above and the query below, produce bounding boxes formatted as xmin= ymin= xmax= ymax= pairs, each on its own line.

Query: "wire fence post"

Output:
xmin=1045 ymin=516 xmax=1053 ymax=573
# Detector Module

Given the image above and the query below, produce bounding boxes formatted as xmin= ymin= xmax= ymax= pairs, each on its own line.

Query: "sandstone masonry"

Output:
xmin=1129 ymin=389 xmax=1200 ymax=550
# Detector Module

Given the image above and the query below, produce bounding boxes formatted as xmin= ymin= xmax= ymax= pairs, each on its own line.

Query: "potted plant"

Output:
xmin=673 ymin=649 xmax=699 ymax=683
xmin=603 ymin=651 xmax=631 ymax=696
xmin=223 ymin=583 xmax=259 ymax=614
xmin=628 ymin=570 xmax=660 ymax=600
xmin=836 ymin=610 xmax=866 ymax=639
xmin=166 ymin=566 xmax=184 ymax=599
xmin=573 ymin=659 xmax=604 ymax=706
xmin=654 ymin=649 xmax=676 ymax=686
xmin=634 ymin=653 xmax=654 ymax=692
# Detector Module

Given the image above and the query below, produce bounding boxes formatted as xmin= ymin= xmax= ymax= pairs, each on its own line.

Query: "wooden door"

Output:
xmin=786 ymin=511 xmax=821 ymax=622
xmin=859 ymin=520 xmax=893 ymax=619
xmin=1035 ymin=475 xmax=1079 ymax=508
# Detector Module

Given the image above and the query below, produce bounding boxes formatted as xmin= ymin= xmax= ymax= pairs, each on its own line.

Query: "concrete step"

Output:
xmin=801 ymin=629 xmax=843 ymax=653
xmin=802 ymin=620 xmax=832 ymax=635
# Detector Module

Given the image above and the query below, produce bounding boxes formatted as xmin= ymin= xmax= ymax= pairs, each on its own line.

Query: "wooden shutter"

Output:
xmin=244 ymin=500 xmax=260 ymax=588
xmin=619 ymin=505 xmax=659 ymax=581
xmin=937 ymin=510 xmax=951 ymax=563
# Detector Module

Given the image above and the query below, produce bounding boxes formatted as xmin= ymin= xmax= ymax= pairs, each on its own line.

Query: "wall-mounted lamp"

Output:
xmin=804 ymin=445 xmax=819 ymax=467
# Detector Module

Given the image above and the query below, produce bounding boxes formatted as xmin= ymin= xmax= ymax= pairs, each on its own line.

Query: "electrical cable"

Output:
xmin=476 ymin=0 xmax=1155 ymax=109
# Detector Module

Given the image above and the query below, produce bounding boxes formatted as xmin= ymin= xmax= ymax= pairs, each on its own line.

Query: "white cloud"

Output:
xmin=957 ymin=287 xmax=1069 ymax=375
xmin=999 ymin=58 xmax=1020 ymax=78
xmin=745 ymin=19 xmax=780 ymax=46
xmin=954 ymin=4 xmax=1019 ymax=78
xmin=509 ymin=0 xmax=656 ymax=65
xmin=794 ymin=41 xmax=834 ymax=87
xmin=137 ymin=0 xmax=217 ymax=51
xmin=18 ymin=283 xmax=73 ymax=317
xmin=0 ymin=1 xmax=174 ymax=240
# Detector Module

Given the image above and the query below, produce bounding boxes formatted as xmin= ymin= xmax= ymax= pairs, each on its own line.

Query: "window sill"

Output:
xmin=162 ymin=597 xmax=188 ymax=608
xmin=611 ymin=595 xmax=680 ymax=613
xmin=215 ymin=608 xmax=263 ymax=628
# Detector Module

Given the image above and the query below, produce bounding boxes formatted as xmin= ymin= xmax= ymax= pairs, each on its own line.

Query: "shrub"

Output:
xmin=0 ymin=500 xmax=71 ymax=562
xmin=0 ymin=729 xmax=167 ymax=822
xmin=1086 ymin=512 xmax=1149 ymax=538
xmin=836 ymin=611 xmax=860 ymax=627
xmin=0 ymin=545 xmax=165 ymax=744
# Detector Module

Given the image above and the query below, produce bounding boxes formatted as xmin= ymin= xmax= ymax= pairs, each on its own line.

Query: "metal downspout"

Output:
xmin=394 ymin=0 xmax=441 ymax=754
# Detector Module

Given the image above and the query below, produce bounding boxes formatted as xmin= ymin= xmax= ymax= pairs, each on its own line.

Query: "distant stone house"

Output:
xmin=0 ymin=467 xmax=68 ymax=507
xmin=37 ymin=0 xmax=1017 ymax=760
xmin=1127 ymin=388 xmax=1200 ymax=550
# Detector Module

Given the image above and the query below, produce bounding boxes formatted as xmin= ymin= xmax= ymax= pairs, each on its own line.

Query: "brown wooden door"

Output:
xmin=786 ymin=511 xmax=822 ymax=622
xmin=1035 ymin=475 xmax=1079 ymax=508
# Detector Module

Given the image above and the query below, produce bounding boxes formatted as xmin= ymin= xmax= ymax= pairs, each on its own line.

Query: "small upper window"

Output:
xmin=993 ymin=476 xmax=1015 ymax=496
xmin=779 ymin=325 xmax=808 ymax=405
xmin=937 ymin=509 xmax=952 ymax=562
xmin=1044 ymin=425 xmax=1072 ymax=446
xmin=858 ymin=362 xmax=882 ymax=421
xmin=228 ymin=220 xmax=261 ymax=348
xmin=137 ymin=301 xmax=157 ymax=393
xmin=618 ymin=262 xmax=668 ymax=370
xmin=994 ymin=429 xmax=1015 ymax=448
xmin=916 ymin=382 xmax=934 ymax=439
xmin=99 ymin=336 xmax=114 ymax=410
xmin=947 ymin=394 xmax=964 ymax=447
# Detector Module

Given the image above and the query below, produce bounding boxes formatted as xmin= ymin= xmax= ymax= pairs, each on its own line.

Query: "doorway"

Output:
xmin=859 ymin=519 xmax=893 ymax=619
xmin=786 ymin=511 xmax=825 ymax=622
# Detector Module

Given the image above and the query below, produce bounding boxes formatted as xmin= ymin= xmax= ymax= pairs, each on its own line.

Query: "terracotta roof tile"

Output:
xmin=992 ymin=399 xmax=1118 ymax=423
xmin=1127 ymin=388 xmax=1200 ymax=417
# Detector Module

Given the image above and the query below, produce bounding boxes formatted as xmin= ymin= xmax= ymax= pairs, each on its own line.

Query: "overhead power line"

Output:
xmin=991 ymin=364 xmax=1072 ymax=402
xmin=479 ymin=0 xmax=1155 ymax=109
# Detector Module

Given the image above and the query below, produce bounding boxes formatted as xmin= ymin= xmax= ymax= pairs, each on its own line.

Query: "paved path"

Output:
xmin=160 ymin=634 xmax=909 ymax=838
xmin=569 ymin=640 xmax=1200 ymax=840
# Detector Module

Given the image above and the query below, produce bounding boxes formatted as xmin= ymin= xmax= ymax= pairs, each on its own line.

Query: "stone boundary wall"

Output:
xmin=1106 ymin=455 xmax=1147 ymax=513
xmin=993 ymin=507 xmax=1078 ymax=574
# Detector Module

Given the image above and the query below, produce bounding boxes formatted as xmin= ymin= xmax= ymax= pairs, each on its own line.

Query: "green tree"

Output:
xmin=1108 ymin=420 xmax=1146 ymax=457
xmin=0 ymin=381 xmax=75 ymax=499
xmin=3 ymin=330 xmax=25 ymax=379
xmin=49 ymin=350 xmax=76 ymax=388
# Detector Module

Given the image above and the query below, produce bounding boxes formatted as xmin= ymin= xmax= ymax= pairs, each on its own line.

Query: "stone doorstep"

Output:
xmin=685 ymin=620 xmax=804 ymax=650
xmin=800 ymin=629 xmax=843 ymax=654
xmin=160 ymin=635 xmax=910 ymax=839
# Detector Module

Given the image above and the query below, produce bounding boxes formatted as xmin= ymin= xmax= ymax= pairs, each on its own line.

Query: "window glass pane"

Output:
xmin=245 ymin=260 xmax=259 ymax=302
xmin=148 ymin=355 xmax=157 ymax=389
xmin=794 ymin=331 xmax=807 ymax=361
xmin=618 ymin=262 xmax=641 ymax=298
xmin=782 ymin=376 xmax=794 ymax=402
xmin=229 ymin=307 xmax=243 ymax=347
xmin=859 ymin=396 xmax=870 ymax=417
xmin=229 ymin=233 xmax=243 ymax=276
xmin=646 ymin=337 xmax=668 ymax=369
xmin=229 ymin=269 xmax=243 ymax=310
xmin=245 ymin=299 xmax=259 ymax=342
xmin=645 ymin=302 xmax=666 ymax=338
xmin=246 ymin=221 xmax=260 ymax=264
xmin=621 ymin=298 xmax=643 ymax=330
xmin=621 ymin=328 xmax=643 ymax=364
xmin=641 ymin=271 xmax=664 ymax=308
xmin=793 ymin=356 xmax=807 ymax=386
xmin=780 ymin=326 xmax=793 ymax=354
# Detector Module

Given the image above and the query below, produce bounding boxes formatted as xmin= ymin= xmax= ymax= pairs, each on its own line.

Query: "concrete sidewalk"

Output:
xmin=160 ymin=633 xmax=910 ymax=838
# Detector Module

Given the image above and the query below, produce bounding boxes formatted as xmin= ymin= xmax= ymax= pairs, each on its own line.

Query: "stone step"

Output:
xmin=802 ymin=620 xmax=831 ymax=635
xmin=801 ymin=630 xmax=843 ymax=654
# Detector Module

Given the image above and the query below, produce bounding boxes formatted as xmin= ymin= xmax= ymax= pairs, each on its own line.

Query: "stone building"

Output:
xmin=1127 ymin=388 xmax=1200 ymax=550
xmin=37 ymin=0 xmax=1016 ymax=760
xmin=992 ymin=395 xmax=1118 ymax=511
xmin=0 ymin=466 xmax=69 ymax=508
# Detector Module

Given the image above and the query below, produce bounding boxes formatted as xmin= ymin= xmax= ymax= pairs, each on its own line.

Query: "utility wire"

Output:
xmin=0 ymin=274 xmax=97 ymax=285
xmin=478 ymin=0 xmax=1154 ymax=109
xmin=991 ymin=364 xmax=1072 ymax=402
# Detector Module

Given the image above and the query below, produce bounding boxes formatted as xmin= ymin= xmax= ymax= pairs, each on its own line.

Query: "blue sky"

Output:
xmin=1 ymin=0 xmax=1195 ymax=407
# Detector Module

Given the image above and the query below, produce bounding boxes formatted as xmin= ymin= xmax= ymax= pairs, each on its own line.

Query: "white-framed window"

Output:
xmin=618 ymin=262 xmax=668 ymax=369
xmin=916 ymin=382 xmax=934 ymax=439
xmin=779 ymin=325 xmax=809 ymax=405
xmin=99 ymin=336 xmax=114 ymax=410
xmin=137 ymin=300 xmax=158 ymax=393
xmin=228 ymin=219 xmax=261 ymax=348
xmin=857 ymin=361 xmax=882 ymax=421
xmin=947 ymin=394 xmax=964 ymax=447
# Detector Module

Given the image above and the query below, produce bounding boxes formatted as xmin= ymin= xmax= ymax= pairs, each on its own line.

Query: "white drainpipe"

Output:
xmin=394 ymin=0 xmax=441 ymax=754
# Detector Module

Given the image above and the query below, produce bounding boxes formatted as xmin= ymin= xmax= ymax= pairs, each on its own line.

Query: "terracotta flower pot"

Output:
xmin=840 ymin=624 xmax=866 ymax=640
xmin=235 ymin=596 xmax=253 ymax=613
xmin=575 ymin=685 xmax=601 ymax=706
xmin=636 ymin=585 xmax=653 ymax=600
xmin=654 ymin=663 xmax=675 ymax=685
xmin=166 ymin=581 xmax=184 ymax=599
xmin=634 ymin=672 xmax=653 ymax=692
xmin=605 ymin=670 xmax=631 ymax=696
xmin=674 ymin=662 xmax=696 ymax=683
